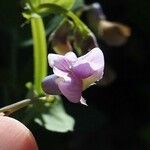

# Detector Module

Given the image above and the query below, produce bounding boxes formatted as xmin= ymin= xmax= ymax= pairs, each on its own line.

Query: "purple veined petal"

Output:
xmin=48 ymin=53 xmax=64 ymax=68
xmin=65 ymin=52 xmax=77 ymax=62
xmin=42 ymin=74 xmax=61 ymax=95
xmin=73 ymin=47 xmax=104 ymax=73
xmin=48 ymin=51 xmax=77 ymax=72
xmin=57 ymin=74 xmax=82 ymax=103
xmin=48 ymin=54 xmax=71 ymax=72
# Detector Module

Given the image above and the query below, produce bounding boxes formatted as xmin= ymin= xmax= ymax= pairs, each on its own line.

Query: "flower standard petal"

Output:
xmin=57 ymin=75 xmax=82 ymax=103
xmin=48 ymin=54 xmax=73 ymax=82
xmin=48 ymin=54 xmax=64 ymax=68
xmin=64 ymin=52 xmax=77 ymax=62
xmin=48 ymin=54 xmax=71 ymax=72
xmin=48 ymin=52 xmax=77 ymax=79
xmin=48 ymin=52 xmax=77 ymax=69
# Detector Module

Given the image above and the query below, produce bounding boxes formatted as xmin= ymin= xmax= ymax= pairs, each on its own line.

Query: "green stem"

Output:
xmin=67 ymin=11 xmax=91 ymax=36
xmin=0 ymin=99 xmax=33 ymax=116
xmin=0 ymin=96 xmax=55 ymax=116
xmin=31 ymin=13 xmax=47 ymax=94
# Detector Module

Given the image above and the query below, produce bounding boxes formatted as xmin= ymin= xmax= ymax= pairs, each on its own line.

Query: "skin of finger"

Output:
xmin=0 ymin=116 xmax=38 ymax=150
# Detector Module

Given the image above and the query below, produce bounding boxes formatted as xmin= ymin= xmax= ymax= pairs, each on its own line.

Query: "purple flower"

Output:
xmin=42 ymin=47 xmax=104 ymax=105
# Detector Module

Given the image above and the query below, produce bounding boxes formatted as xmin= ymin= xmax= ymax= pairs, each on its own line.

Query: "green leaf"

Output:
xmin=37 ymin=3 xmax=68 ymax=16
xmin=34 ymin=96 xmax=75 ymax=132
xmin=43 ymin=0 xmax=75 ymax=10
xmin=20 ymin=15 xmax=64 ymax=47
xmin=23 ymin=0 xmax=74 ymax=10
xmin=72 ymin=0 xmax=84 ymax=10
xmin=45 ymin=15 xmax=64 ymax=35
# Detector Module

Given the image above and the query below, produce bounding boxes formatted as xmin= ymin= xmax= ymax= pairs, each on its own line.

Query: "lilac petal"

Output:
xmin=53 ymin=67 xmax=71 ymax=82
xmin=42 ymin=74 xmax=61 ymax=95
xmin=73 ymin=63 xmax=94 ymax=79
xmin=48 ymin=54 xmax=72 ymax=81
xmin=48 ymin=54 xmax=64 ymax=68
xmin=48 ymin=54 xmax=71 ymax=71
xmin=57 ymin=75 xmax=82 ymax=103
xmin=48 ymin=52 xmax=77 ymax=70
xmin=73 ymin=47 xmax=104 ymax=78
xmin=65 ymin=52 xmax=77 ymax=62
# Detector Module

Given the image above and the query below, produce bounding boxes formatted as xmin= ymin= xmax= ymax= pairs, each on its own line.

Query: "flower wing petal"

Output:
xmin=53 ymin=67 xmax=71 ymax=82
xmin=57 ymin=75 xmax=82 ymax=103
xmin=42 ymin=74 xmax=61 ymax=95
xmin=73 ymin=63 xmax=94 ymax=79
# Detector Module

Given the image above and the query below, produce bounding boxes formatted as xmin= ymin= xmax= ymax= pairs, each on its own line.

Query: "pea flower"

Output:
xmin=42 ymin=47 xmax=104 ymax=105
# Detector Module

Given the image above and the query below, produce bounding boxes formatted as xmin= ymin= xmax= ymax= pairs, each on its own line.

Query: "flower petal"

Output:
xmin=65 ymin=52 xmax=77 ymax=62
xmin=53 ymin=67 xmax=71 ymax=82
xmin=48 ymin=54 xmax=64 ymax=68
xmin=80 ymin=97 xmax=88 ymax=106
xmin=74 ymin=47 xmax=104 ymax=70
xmin=73 ymin=47 xmax=104 ymax=75
xmin=82 ymin=69 xmax=104 ymax=90
xmin=48 ymin=52 xmax=78 ymax=80
xmin=48 ymin=54 xmax=71 ymax=72
xmin=57 ymin=75 xmax=82 ymax=103
xmin=48 ymin=52 xmax=77 ymax=70
xmin=42 ymin=74 xmax=61 ymax=95
xmin=73 ymin=63 xmax=94 ymax=79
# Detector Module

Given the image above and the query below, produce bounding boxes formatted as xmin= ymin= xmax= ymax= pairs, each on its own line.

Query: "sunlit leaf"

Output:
xmin=42 ymin=0 xmax=75 ymax=10
xmin=34 ymin=96 xmax=75 ymax=132
xmin=72 ymin=0 xmax=84 ymax=10
xmin=37 ymin=3 xmax=67 ymax=16
xmin=23 ymin=0 xmax=74 ymax=10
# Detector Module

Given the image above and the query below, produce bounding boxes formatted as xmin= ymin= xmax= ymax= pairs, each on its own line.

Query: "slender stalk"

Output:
xmin=67 ymin=11 xmax=91 ymax=36
xmin=0 ymin=99 xmax=33 ymax=116
xmin=0 ymin=96 xmax=55 ymax=116
xmin=31 ymin=13 xmax=47 ymax=94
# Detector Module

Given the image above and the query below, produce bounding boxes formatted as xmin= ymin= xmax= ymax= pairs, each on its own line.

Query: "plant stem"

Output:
xmin=31 ymin=13 xmax=47 ymax=94
xmin=0 ymin=96 xmax=55 ymax=116
xmin=0 ymin=99 xmax=33 ymax=116
xmin=67 ymin=11 xmax=91 ymax=36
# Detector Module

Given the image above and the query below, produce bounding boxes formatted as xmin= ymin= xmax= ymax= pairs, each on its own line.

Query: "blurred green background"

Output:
xmin=0 ymin=0 xmax=150 ymax=149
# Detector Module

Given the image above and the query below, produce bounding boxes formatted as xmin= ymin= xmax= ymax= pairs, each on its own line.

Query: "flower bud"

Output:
xmin=82 ymin=2 xmax=106 ymax=33
xmin=73 ymin=31 xmax=98 ymax=54
xmin=99 ymin=20 xmax=131 ymax=46
xmin=49 ymin=21 xmax=73 ymax=55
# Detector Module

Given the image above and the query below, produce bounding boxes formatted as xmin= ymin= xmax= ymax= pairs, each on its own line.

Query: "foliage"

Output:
xmin=0 ymin=0 xmax=150 ymax=149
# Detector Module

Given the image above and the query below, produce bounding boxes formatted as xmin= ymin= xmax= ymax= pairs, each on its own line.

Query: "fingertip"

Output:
xmin=0 ymin=116 xmax=38 ymax=150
